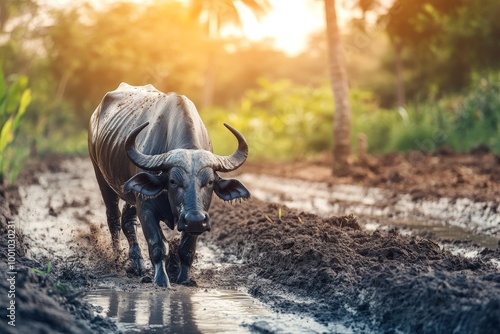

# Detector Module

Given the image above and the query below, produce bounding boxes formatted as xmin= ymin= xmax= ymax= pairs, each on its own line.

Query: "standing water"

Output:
xmin=84 ymin=287 xmax=348 ymax=333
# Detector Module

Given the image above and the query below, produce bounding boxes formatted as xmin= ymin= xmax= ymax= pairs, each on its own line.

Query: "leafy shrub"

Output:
xmin=349 ymin=90 xmax=399 ymax=154
xmin=385 ymin=73 xmax=500 ymax=153
xmin=447 ymin=75 xmax=500 ymax=152
xmin=202 ymin=79 xmax=390 ymax=160
xmin=0 ymin=68 xmax=31 ymax=183
xmin=202 ymin=79 xmax=328 ymax=160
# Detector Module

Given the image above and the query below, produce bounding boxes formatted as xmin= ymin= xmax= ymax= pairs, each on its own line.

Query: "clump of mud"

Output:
xmin=205 ymin=199 xmax=500 ymax=333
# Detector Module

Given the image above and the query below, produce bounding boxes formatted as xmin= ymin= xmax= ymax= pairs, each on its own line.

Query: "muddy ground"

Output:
xmin=0 ymin=160 xmax=118 ymax=334
xmin=240 ymin=150 xmax=500 ymax=202
xmin=1 ymin=152 xmax=500 ymax=333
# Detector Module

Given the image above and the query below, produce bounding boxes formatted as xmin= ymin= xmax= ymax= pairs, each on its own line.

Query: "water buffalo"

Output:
xmin=88 ymin=83 xmax=250 ymax=287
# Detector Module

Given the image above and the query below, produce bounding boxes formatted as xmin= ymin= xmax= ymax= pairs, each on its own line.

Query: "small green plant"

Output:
xmin=31 ymin=261 xmax=69 ymax=293
xmin=55 ymin=281 xmax=69 ymax=294
xmin=31 ymin=261 xmax=52 ymax=275
xmin=0 ymin=68 xmax=31 ymax=184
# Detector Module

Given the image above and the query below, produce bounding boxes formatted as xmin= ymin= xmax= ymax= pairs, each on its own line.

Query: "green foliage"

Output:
xmin=0 ymin=68 xmax=31 ymax=183
xmin=204 ymin=76 xmax=500 ymax=160
xmin=379 ymin=0 xmax=500 ymax=102
xmin=30 ymin=261 xmax=69 ymax=293
xmin=31 ymin=261 xmax=52 ymax=276
xmin=26 ymin=98 xmax=88 ymax=156
xmin=202 ymin=79 xmax=333 ymax=160
xmin=349 ymin=90 xmax=399 ymax=153
xmin=203 ymin=79 xmax=391 ymax=160
xmin=444 ymin=74 xmax=500 ymax=152
xmin=376 ymin=73 xmax=500 ymax=153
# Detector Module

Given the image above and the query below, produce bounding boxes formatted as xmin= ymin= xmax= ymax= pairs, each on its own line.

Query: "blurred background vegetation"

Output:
xmin=1 ymin=0 xmax=499 ymax=181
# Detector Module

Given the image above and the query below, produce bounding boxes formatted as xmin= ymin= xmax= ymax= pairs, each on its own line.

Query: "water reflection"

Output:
xmin=85 ymin=287 xmax=341 ymax=333
xmin=86 ymin=288 xmax=211 ymax=333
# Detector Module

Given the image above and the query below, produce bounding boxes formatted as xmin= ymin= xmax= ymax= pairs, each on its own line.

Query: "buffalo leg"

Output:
xmin=93 ymin=165 xmax=121 ymax=260
xmin=121 ymin=203 xmax=144 ymax=276
xmin=137 ymin=204 xmax=169 ymax=287
xmin=177 ymin=232 xmax=198 ymax=285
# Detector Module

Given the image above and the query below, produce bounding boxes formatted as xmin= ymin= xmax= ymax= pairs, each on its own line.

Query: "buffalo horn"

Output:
xmin=125 ymin=122 xmax=248 ymax=172
xmin=125 ymin=122 xmax=173 ymax=171
xmin=212 ymin=123 xmax=249 ymax=172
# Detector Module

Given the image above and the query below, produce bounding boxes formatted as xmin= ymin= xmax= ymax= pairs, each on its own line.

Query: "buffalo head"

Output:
xmin=123 ymin=122 xmax=250 ymax=235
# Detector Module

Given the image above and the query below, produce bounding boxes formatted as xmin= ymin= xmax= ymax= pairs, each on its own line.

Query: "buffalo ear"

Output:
xmin=214 ymin=175 xmax=250 ymax=201
xmin=123 ymin=172 xmax=165 ymax=197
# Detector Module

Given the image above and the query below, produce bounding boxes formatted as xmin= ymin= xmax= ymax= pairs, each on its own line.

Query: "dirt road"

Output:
xmin=1 ymin=154 xmax=500 ymax=333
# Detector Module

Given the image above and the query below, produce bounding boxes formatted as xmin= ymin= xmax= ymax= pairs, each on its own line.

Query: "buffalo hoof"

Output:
xmin=177 ymin=277 xmax=197 ymax=287
xmin=126 ymin=263 xmax=143 ymax=276
xmin=126 ymin=257 xmax=144 ymax=276
xmin=154 ymin=275 xmax=170 ymax=287
xmin=140 ymin=276 xmax=152 ymax=283
xmin=177 ymin=269 xmax=197 ymax=286
xmin=153 ymin=263 xmax=170 ymax=287
xmin=126 ymin=244 xmax=144 ymax=276
xmin=177 ymin=265 xmax=193 ymax=285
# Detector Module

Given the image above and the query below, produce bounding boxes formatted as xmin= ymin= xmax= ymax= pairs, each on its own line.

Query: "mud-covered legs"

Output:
xmin=178 ymin=232 xmax=198 ymax=285
xmin=93 ymin=166 xmax=121 ymax=260
xmin=137 ymin=203 xmax=170 ymax=287
xmin=121 ymin=203 xmax=144 ymax=276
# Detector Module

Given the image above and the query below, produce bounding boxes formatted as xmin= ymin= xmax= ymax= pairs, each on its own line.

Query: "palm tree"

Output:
xmin=324 ymin=0 xmax=351 ymax=174
xmin=189 ymin=0 xmax=270 ymax=107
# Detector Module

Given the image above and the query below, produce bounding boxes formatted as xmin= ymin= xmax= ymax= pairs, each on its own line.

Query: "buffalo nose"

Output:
xmin=184 ymin=211 xmax=211 ymax=232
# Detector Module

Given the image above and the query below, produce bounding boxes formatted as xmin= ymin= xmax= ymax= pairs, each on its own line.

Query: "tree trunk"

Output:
xmin=324 ymin=0 xmax=351 ymax=175
xmin=395 ymin=41 xmax=406 ymax=108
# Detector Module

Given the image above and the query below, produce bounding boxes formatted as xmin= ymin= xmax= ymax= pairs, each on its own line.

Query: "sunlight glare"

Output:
xmin=46 ymin=0 xmax=352 ymax=56
xmin=222 ymin=1 xmax=326 ymax=56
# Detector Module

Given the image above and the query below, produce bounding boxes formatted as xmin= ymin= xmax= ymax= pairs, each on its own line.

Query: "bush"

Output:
xmin=0 ymin=68 xmax=31 ymax=184
xmin=201 ymin=79 xmax=329 ymax=160
xmin=202 ymin=79 xmax=390 ymax=161
xmin=447 ymin=75 xmax=500 ymax=152
xmin=385 ymin=73 xmax=500 ymax=153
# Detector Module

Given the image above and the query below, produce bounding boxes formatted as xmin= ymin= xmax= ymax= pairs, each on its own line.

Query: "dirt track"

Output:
xmin=1 ymin=153 xmax=500 ymax=333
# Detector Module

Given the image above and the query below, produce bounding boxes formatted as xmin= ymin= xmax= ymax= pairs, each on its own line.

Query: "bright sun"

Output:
xmin=223 ymin=0 xmax=350 ymax=56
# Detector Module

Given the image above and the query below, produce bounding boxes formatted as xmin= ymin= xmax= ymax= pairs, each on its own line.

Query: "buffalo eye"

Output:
xmin=203 ymin=179 xmax=214 ymax=188
xmin=169 ymin=179 xmax=178 ymax=188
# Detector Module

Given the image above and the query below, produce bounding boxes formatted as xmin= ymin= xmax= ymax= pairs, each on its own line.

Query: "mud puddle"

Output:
xmin=83 ymin=287 xmax=344 ymax=334
xmin=238 ymin=173 xmax=500 ymax=249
